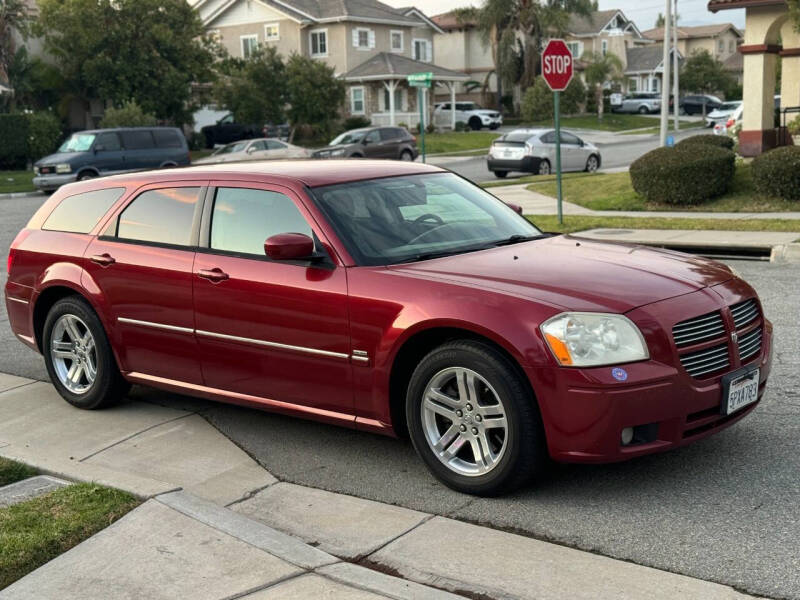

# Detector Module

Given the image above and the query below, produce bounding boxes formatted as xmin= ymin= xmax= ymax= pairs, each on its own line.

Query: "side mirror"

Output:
xmin=362 ymin=138 xmax=370 ymax=145
xmin=504 ymin=202 xmax=523 ymax=215
xmin=247 ymin=146 xmax=257 ymax=154
xmin=94 ymin=145 xmax=105 ymax=153
xmin=264 ymin=233 xmax=315 ymax=260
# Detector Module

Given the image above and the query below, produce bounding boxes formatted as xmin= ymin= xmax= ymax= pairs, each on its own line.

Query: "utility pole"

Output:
xmin=660 ymin=0 xmax=672 ymax=146
xmin=673 ymin=0 xmax=680 ymax=131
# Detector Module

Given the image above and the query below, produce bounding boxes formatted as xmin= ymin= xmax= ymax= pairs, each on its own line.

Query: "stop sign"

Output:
xmin=541 ymin=39 xmax=573 ymax=92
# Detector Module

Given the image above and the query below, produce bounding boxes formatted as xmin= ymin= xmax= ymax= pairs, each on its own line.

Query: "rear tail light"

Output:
xmin=7 ymin=229 xmax=32 ymax=275
xmin=6 ymin=251 xmax=13 ymax=275
xmin=726 ymin=118 xmax=734 ymax=128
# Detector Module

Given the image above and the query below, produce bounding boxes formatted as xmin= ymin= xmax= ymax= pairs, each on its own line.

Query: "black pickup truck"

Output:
xmin=201 ymin=114 xmax=259 ymax=148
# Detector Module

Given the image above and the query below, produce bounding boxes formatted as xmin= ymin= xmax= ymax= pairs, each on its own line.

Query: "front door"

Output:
xmin=83 ymin=183 xmax=205 ymax=383
xmin=192 ymin=183 xmax=354 ymax=416
xmin=91 ymin=131 xmax=126 ymax=175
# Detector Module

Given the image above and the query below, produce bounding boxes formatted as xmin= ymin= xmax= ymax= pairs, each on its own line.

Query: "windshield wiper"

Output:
xmin=489 ymin=234 xmax=546 ymax=247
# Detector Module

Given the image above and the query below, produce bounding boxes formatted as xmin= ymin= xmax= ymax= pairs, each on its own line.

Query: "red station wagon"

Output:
xmin=4 ymin=161 xmax=773 ymax=495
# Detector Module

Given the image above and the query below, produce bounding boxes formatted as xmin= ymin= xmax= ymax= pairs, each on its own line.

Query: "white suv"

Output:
xmin=434 ymin=102 xmax=503 ymax=130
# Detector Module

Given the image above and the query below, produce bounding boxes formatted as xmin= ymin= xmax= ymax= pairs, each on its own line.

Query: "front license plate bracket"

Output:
xmin=720 ymin=365 xmax=760 ymax=416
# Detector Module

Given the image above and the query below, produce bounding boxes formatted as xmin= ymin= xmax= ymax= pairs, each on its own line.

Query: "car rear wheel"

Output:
xmin=406 ymin=340 xmax=546 ymax=496
xmin=469 ymin=117 xmax=482 ymax=131
xmin=585 ymin=155 xmax=599 ymax=172
xmin=538 ymin=160 xmax=551 ymax=176
xmin=638 ymin=106 xmax=649 ymax=114
xmin=43 ymin=296 xmax=130 ymax=410
xmin=400 ymin=150 xmax=414 ymax=161
xmin=77 ymin=172 xmax=96 ymax=181
xmin=493 ymin=171 xmax=508 ymax=178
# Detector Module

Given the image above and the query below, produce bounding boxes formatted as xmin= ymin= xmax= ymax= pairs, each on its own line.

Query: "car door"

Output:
xmin=361 ymin=129 xmax=383 ymax=158
xmin=377 ymin=128 xmax=401 ymax=158
xmin=83 ymin=182 xmax=205 ymax=384
xmin=192 ymin=182 xmax=354 ymax=416
xmin=242 ymin=140 xmax=269 ymax=161
xmin=560 ymin=132 xmax=584 ymax=171
xmin=90 ymin=131 xmax=126 ymax=175
xmin=120 ymin=130 xmax=156 ymax=170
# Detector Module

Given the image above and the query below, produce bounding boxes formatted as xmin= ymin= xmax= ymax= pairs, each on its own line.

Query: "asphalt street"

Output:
xmin=2 ymin=188 xmax=799 ymax=599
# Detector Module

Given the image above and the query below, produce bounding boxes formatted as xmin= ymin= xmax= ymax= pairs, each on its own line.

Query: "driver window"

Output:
xmin=365 ymin=130 xmax=380 ymax=143
xmin=249 ymin=141 xmax=268 ymax=151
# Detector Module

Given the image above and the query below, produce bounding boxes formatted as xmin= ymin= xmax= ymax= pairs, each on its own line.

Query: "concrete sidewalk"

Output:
xmin=0 ymin=373 xmax=767 ymax=599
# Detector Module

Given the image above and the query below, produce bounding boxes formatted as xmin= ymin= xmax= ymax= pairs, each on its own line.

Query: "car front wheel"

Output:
xmin=406 ymin=340 xmax=546 ymax=496
xmin=493 ymin=170 xmax=508 ymax=178
xmin=538 ymin=160 xmax=551 ymax=176
xmin=43 ymin=296 xmax=130 ymax=409
xmin=585 ymin=155 xmax=599 ymax=172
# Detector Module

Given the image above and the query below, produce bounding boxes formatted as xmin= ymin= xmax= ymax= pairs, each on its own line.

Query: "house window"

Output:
xmin=391 ymin=30 xmax=404 ymax=53
xmin=383 ymin=88 xmax=403 ymax=111
xmin=240 ymin=35 xmax=258 ymax=59
xmin=718 ymin=39 xmax=724 ymax=53
xmin=729 ymin=39 xmax=735 ymax=52
xmin=413 ymin=39 xmax=431 ymax=62
xmin=310 ymin=29 xmax=328 ymax=57
xmin=353 ymin=27 xmax=374 ymax=49
xmin=601 ymin=40 xmax=608 ymax=56
xmin=566 ymin=41 xmax=582 ymax=57
xmin=350 ymin=87 xmax=365 ymax=114
xmin=628 ymin=78 xmax=638 ymax=92
xmin=650 ymin=77 xmax=659 ymax=92
xmin=264 ymin=23 xmax=279 ymax=41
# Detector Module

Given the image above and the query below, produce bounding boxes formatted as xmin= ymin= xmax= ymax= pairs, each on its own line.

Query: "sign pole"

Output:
xmin=554 ymin=91 xmax=563 ymax=225
xmin=418 ymin=88 xmax=426 ymax=163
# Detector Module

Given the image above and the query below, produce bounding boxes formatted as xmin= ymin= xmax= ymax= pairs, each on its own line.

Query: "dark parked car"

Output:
xmin=6 ymin=160 xmax=771 ymax=495
xmin=32 ymin=127 xmax=189 ymax=192
xmin=312 ymin=126 xmax=418 ymax=160
xmin=201 ymin=113 xmax=260 ymax=148
xmin=680 ymin=95 xmax=723 ymax=115
xmin=262 ymin=122 xmax=290 ymax=140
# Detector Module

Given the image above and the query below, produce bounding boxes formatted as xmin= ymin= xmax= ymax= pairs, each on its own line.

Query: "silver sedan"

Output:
xmin=194 ymin=138 xmax=309 ymax=164
xmin=486 ymin=128 xmax=602 ymax=178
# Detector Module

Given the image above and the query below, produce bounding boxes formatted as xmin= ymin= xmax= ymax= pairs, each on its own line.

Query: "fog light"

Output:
xmin=621 ymin=427 xmax=634 ymax=446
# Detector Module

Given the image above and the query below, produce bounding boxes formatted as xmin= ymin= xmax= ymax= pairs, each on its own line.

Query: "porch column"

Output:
xmin=449 ymin=82 xmax=456 ymax=129
xmin=780 ymin=28 xmax=800 ymax=113
xmin=739 ymin=44 xmax=780 ymax=156
xmin=383 ymin=79 xmax=398 ymax=125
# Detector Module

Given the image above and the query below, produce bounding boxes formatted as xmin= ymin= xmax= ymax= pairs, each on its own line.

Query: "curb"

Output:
xmin=770 ymin=242 xmax=800 ymax=263
xmin=0 ymin=190 xmax=43 ymax=200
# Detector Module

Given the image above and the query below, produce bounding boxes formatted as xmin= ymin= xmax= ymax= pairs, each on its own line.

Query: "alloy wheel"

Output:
xmin=587 ymin=156 xmax=599 ymax=172
xmin=50 ymin=314 xmax=97 ymax=395
xmin=421 ymin=367 xmax=509 ymax=477
xmin=539 ymin=161 xmax=551 ymax=175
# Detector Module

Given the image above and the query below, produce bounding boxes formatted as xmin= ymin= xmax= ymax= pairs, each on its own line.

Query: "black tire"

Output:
xmin=585 ymin=154 xmax=600 ymax=172
xmin=638 ymin=105 xmax=648 ymax=114
xmin=204 ymin=133 xmax=214 ymax=149
xmin=77 ymin=171 xmax=97 ymax=181
xmin=43 ymin=296 xmax=130 ymax=410
xmin=468 ymin=117 xmax=482 ymax=131
xmin=493 ymin=170 xmax=508 ymax=178
xmin=406 ymin=340 xmax=547 ymax=496
xmin=538 ymin=159 xmax=551 ymax=176
xmin=400 ymin=150 xmax=414 ymax=161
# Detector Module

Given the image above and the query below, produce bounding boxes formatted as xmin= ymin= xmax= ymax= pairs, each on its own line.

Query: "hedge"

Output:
xmin=676 ymin=134 xmax=735 ymax=151
xmin=27 ymin=112 xmax=62 ymax=161
xmin=0 ymin=115 xmax=29 ymax=170
xmin=630 ymin=144 xmax=736 ymax=205
xmin=751 ymin=146 xmax=800 ymax=201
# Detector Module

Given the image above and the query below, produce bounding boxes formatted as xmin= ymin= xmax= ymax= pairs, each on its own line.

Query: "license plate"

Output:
xmin=503 ymin=150 xmax=512 ymax=158
xmin=721 ymin=367 xmax=759 ymax=415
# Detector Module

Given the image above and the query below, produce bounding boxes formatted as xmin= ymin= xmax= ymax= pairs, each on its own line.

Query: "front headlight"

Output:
xmin=33 ymin=166 xmax=40 ymax=175
xmin=541 ymin=312 xmax=649 ymax=367
xmin=55 ymin=163 xmax=72 ymax=174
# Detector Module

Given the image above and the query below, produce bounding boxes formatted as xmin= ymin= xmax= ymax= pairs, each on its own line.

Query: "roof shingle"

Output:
xmin=342 ymin=52 xmax=468 ymax=80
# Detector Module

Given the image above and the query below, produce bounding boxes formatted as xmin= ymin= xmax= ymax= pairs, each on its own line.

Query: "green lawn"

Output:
xmin=620 ymin=121 xmax=701 ymax=135
xmin=0 ymin=483 xmax=140 ymax=590
xmin=527 ymin=114 xmax=678 ymax=132
xmin=0 ymin=458 xmax=38 ymax=487
xmin=0 ymin=171 xmax=35 ymax=194
xmin=483 ymin=171 xmax=593 ymax=188
xmin=423 ymin=131 xmax=500 ymax=154
xmin=527 ymin=215 xmax=800 ymax=235
xmin=190 ymin=149 xmax=215 ymax=161
xmin=528 ymin=163 xmax=800 ymax=213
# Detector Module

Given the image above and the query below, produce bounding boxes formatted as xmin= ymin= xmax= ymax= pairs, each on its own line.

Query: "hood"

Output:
xmin=389 ymin=235 xmax=733 ymax=313
xmin=35 ymin=152 xmax=84 ymax=166
xmin=474 ymin=109 xmax=500 ymax=116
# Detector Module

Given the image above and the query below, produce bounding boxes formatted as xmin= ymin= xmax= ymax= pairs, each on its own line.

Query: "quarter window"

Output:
xmin=310 ymin=29 xmax=327 ymax=57
xmin=117 ymin=187 xmax=201 ymax=246
xmin=43 ymin=188 xmax=125 ymax=234
xmin=210 ymin=188 xmax=312 ymax=256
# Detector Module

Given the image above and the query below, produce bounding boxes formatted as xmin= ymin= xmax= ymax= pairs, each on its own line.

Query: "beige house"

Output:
xmin=709 ymin=0 xmax=799 ymax=156
xmin=192 ymin=0 xmax=458 ymax=126
xmin=642 ymin=23 xmax=743 ymax=81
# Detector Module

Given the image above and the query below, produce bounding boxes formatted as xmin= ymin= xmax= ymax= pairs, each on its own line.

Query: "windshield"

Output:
xmin=58 ymin=133 xmax=96 ymax=153
xmin=214 ymin=141 xmax=248 ymax=155
xmin=311 ymin=173 xmax=542 ymax=266
xmin=329 ymin=130 xmax=366 ymax=145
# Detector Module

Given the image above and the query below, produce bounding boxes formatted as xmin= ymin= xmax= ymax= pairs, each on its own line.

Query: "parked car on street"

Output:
xmin=201 ymin=113 xmax=260 ymax=148
xmin=193 ymin=138 xmax=309 ymax=164
xmin=311 ymin=126 xmax=418 ymax=160
xmin=486 ymin=128 xmax=601 ymax=177
xmin=610 ymin=92 xmax=662 ymax=114
xmin=5 ymin=160 xmax=771 ymax=495
xmin=433 ymin=102 xmax=503 ymax=130
xmin=705 ymin=101 xmax=742 ymax=128
xmin=680 ymin=95 xmax=723 ymax=115
xmin=32 ymin=127 xmax=190 ymax=192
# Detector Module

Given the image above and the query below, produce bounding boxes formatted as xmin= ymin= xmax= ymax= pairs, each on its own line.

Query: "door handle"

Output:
xmin=90 ymin=253 xmax=115 ymax=267
xmin=197 ymin=268 xmax=229 ymax=283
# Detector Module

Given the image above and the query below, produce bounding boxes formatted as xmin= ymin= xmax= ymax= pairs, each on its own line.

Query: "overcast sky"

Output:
xmin=386 ymin=0 xmax=746 ymax=30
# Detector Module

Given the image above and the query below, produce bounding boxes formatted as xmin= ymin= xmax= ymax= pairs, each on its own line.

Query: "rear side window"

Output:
xmin=121 ymin=130 xmax=155 ymax=150
xmin=43 ymin=188 xmax=125 ymax=234
xmin=153 ymin=129 xmax=184 ymax=149
xmin=117 ymin=187 xmax=201 ymax=246
xmin=210 ymin=187 xmax=312 ymax=256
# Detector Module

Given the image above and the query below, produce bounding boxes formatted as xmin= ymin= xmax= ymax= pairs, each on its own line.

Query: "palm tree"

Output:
xmin=0 ymin=0 xmax=30 ymax=86
xmin=582 ymin=51 xmax=624 ymax=121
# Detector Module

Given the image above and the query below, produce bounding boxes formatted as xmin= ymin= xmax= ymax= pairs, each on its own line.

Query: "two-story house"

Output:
xmin=192 ymin=0 xmax=467 ymax=128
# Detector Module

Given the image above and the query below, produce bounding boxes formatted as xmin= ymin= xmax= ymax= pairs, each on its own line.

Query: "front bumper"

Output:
xmin=528 ymin=283 xmax=773 ymax=463
xmin=33 ymin=172 xmax=77 ymax=191
xmin=486 ymin=156 xmax=540 ymax=173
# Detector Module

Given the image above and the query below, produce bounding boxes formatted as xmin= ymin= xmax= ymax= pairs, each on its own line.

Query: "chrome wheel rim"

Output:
xmin=50 ymin=314 xmax=97 ymax=395
xmin=587 ymin=156 xmax=598 ymax=172
xmin=421 ymin=367 xmax=508 ymax=477
xmin=539 ymin=162 xmax=550 ymax=175
xmin=400 ymin=152 xmax=413 ymax=161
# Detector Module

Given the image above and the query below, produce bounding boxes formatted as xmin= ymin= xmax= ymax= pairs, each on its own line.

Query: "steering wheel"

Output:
xmin=413 ymin=213 xmax=445 ymax=226
xmin=407 ymin=222 xmax=457 ymax=246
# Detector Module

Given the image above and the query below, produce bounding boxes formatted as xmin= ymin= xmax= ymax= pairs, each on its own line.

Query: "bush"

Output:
xmin=787 ymin=115 xmax=800 ymax=136
xmin=343 ymin=115 xmax=371 ymax=130
xmin=100 ymin=100 xmax=157 ymax=128
xmin=27 ymin=112 xmax=62 ymax=161
xmin=0 ymin=114 xmax=30 ymax=169
xmin=521 ymin=77 xmax=553 ymax=122
xmin=751 ymin=146 xmax=800 ymax=201
xmin=454 ymin=120 xmax=468 ymax=132
xmin=561 ymin=77 xmax=586 ymax=114
xmin=586 ymin=88 xmax=612 ymax=115
xmin=676 ymin=134 xmax=735 ymax=151
xmin=630 ymin=144 xmax=736 ymax=205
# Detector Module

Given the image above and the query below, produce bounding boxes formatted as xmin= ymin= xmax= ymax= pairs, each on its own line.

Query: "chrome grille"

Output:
xmin=731 ymin=299 xmax=759 ymax=329
xmin=672 ymin=311 xmax=726 ymax=348
xmin=738 ymin=326 xmax=763 ymax=362
xmin=679 ymin=344 xmax=730 ymax=378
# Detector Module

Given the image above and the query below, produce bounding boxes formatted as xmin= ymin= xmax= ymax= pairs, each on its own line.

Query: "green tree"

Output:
xmin=35 ymin=0 xmax=217 ymax=125
xmin=284 ymin=53 xmax=344 ymax=142
xmin=680 ymin=49 xmax=736 ymax=111
xmin=561 ymin=76 xmax=586 ymax=114
xmin=100 ymin=99 xmax=157 ymax=128
xmin=521 ymin=76 xmax=553 ymax=122
xmin=0 ymin=0 xmax=29 ymax=87
xmin=582 ymin=51 xmax=624 ymax=120
xmin=213 ymin=46 xmax=286 ymax=125
xmin=4 ymin=46 xmax=66 ymax=112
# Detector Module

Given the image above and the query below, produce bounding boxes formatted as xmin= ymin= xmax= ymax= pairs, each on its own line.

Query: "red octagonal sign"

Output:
xmin=541 ymin=39 xmax=573 ymax=92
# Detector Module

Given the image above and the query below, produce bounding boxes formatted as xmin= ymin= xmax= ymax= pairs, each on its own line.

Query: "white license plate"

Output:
xmin=724 ymin=368 xmax=759 ymax=415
